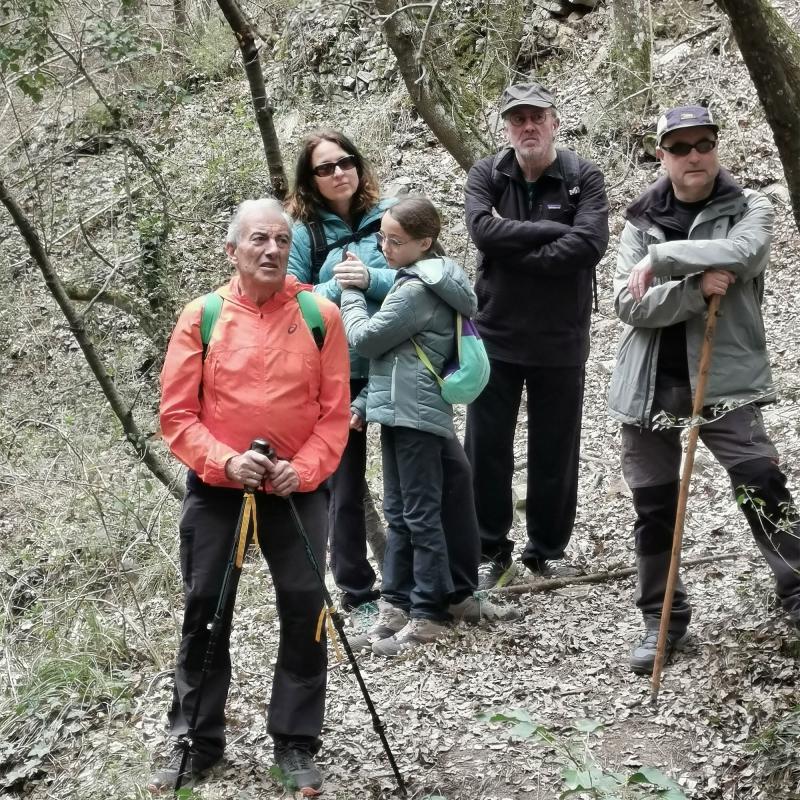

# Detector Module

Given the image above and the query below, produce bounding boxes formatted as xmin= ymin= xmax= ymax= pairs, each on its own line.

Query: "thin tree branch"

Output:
xmin=493 ymin=552 xmax=742 ymax=595
xmin=0 ymin=175 xmax=182 ymax=500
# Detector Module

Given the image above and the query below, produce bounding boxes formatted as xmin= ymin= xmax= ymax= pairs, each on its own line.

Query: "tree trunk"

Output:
xmin=0 ymin=176 xmax=183 ymax=501
xmin=611 ymin=0 xmax=651 ymax=115
xmin=363 ymin=485 xmax=386 ymax=570
xmin=374 ymin=0 xmax=488 ymax=172
xmin=215 ymin=0 xmax=288 ymax=199
xmin=716 ymin=0 xmax=800 ymax=231
xmin=174 ymin=0 xmax=188 ymax=28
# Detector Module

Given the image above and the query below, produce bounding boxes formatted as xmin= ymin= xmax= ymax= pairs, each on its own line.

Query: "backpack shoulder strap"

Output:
xmin=305 ymin=220 xmax=328 ymax=284
xmin=200 ymin=292 xmax=223 ymax=361
xmin=556 ymin=148 xmax=581 ymax=197
xmin=296 ymin=290 xmax=326 ymax=351
xmin=556 ymin=148 xmax=598 ymax=311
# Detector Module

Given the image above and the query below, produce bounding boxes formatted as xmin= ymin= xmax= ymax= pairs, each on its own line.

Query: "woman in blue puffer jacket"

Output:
xmin=286 ymin=129 xmax=395 ymax=619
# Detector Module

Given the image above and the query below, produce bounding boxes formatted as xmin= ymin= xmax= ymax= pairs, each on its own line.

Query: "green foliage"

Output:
xmin=0 ymin=0 xmax=58 ymax=101
xmin=478 ymin=708 xmax=689 ymax=799
xmin=182 ymin=17 xmax=238 ymax=82
xmin=196 ymin=138 xmax=267 ymax=214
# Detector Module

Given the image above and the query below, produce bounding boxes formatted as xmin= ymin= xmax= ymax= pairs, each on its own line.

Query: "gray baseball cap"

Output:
xmin=499 ymin=83 xmax=556 ymax=116
xmin=656 ymin=105 xmax=719 ymax=145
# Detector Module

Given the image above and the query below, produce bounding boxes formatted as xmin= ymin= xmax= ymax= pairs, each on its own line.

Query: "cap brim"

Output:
xmin=500 ymin=98 xmax=553 ymax=116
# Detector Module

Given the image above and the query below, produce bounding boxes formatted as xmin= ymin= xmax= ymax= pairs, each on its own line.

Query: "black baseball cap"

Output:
xmin=499 ymin=83 xmax=556 ymax=116
xmin=656 ymin=105 xmax=719 ymax=145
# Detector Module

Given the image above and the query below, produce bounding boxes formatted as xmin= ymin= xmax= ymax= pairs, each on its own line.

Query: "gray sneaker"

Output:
xmin=371 ymin=617 xmax=448 ymax=657
xmin=477 ymin=559 xmax=517 ymax=590
xmin=146 ymin=745 xmax=217 ymax=794
xmin=523 ymin=559 xmax=580 ymax=578
xmin=348 ymin=600 xmax=407 ymax=652
xmin=449 ymin=593 xmax=521 ymax=623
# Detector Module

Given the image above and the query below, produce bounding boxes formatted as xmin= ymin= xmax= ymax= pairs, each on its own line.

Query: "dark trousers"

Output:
xmin=328 ymin=379 xmax=380 ymax=610
xmin=623 ymin=386 xmax=800 ymax=631
xmin=380 ymin=426 xmax=454 ymax=621
xmin=442 ymin=436 xmax=480 ymax=602
xmin=465 ymin=359 xmax=584 ymax=566
xmin=167 ymin=475 xmax=329 ymax=765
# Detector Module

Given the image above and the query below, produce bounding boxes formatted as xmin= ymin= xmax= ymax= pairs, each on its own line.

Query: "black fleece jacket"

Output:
xmin=464 ymin=147 xmax=609 ymax=366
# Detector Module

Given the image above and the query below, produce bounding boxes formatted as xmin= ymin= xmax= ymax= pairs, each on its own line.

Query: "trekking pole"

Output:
xmin=174 ymin=442 xmax=261 ymax=796
xmin=650 ymin=294 xmax=721 ymax=704
xmin=251 ymin=439 xmax=408 ymax=797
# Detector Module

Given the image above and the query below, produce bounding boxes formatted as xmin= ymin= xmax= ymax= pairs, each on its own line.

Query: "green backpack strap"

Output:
xmin=296 ymin=290 xmax=326 ymax=350
xmin=200 ymin=290 xmax=325 ymax=358
xmin=200 ymin=292 xmax=224 ymax=361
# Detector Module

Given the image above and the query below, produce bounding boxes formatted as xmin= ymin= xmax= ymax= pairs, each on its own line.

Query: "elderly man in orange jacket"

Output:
xmin=149 ymin=198 xmax=350 ymax=796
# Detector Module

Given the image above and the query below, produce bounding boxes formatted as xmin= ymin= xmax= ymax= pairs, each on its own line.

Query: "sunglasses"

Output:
xmin=660 ymin=139 xmax=717 ymax=156
xmin=311 ymin=155 xmax=358 ymax=178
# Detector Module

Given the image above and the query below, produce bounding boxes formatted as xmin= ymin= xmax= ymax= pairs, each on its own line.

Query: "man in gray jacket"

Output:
xmin=608 ymin=105 xmax=800 ymax=674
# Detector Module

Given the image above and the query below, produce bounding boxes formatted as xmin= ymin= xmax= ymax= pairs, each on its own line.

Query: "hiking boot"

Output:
xmin=347 ymin=600 xmax=379 ymax=632
xmin=146 ymin=744 xmax=216 ymax=794
xmin=629 ymin=628 xmax=687 ymax=675
xmin=477 ymin=558 xmax=517 ymax=591
xmin=274 ymin=742 xmax=323 ymax=797
xmin=449 ymin=593 xmax=521 ymax=623
xmin=371 ymin=617 xmax=448 ymax=657
xmin=524 ymin=558 xmax=580 ymax=578
xmin=348 ymin=599 xmax=407 ymax=652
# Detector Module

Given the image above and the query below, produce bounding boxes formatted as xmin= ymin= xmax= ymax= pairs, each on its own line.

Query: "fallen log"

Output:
xmin=492 ymin=552 xmax=741 ymax=595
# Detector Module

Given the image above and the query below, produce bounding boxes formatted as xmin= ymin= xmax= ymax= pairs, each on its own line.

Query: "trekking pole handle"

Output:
xmin=250 ymin=438 xmax=276 ymax=460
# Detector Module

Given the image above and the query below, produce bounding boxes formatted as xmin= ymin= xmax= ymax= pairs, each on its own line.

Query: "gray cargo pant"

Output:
xmin=622 ymin=383 xmax=800 ymax=633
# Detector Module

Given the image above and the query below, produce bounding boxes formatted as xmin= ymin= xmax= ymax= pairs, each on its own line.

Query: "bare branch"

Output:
xmin=0 ymin=174 xmax=182 ymax=500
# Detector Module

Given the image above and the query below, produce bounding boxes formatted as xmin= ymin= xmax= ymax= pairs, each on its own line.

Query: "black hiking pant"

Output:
xmin=465 ymin=359 xmax=584 ymax=566
xmin=166 ymin=473 xmax=328 ymax=766
xmin=328 ymin=379 xmax=380 ymax=611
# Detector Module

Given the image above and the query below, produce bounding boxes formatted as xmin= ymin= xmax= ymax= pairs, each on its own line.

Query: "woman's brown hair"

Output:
xmin=285 ymin=129 xmax=381 ymax=222
xmin=386 ymin=196 xmax=444 ymax=256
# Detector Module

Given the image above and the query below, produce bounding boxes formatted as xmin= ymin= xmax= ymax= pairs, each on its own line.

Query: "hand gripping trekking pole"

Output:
xmin=650 ymin=294 xmax=721 ymax=704
xmin=174 ymin=442 xmax=261 ymax=796
xmin=251 ymin=439 xmax=408 ymax=797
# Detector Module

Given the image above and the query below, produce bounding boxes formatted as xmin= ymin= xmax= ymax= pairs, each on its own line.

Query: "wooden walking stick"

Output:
xmin=650 ymin=294 xmax=721 ymax=703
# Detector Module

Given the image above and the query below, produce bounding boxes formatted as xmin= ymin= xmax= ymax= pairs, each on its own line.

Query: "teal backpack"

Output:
xmin=199 ymin=290 xmax=326 ymax=358
xmin=412 ymin=313 xmax=490 ymax=405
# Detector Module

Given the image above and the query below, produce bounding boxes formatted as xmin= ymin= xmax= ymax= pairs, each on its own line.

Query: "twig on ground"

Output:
xmin=493 ymin=552 xmax=742 ymax=595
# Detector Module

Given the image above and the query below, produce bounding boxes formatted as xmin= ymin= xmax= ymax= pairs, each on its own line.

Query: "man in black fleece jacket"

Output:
xmin=464 ymin=82 xmax=609 ymax=590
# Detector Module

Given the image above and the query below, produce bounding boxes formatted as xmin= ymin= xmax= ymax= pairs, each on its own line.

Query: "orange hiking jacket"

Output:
xmin=160 ymin=275 xmax=350 ymax=492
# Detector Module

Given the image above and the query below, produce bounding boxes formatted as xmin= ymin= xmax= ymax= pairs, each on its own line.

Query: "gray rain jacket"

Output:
xmin=608 ymin=171 xmax=775 ymax=427
xmin=341 ymin=257 xmax=478 ymax=438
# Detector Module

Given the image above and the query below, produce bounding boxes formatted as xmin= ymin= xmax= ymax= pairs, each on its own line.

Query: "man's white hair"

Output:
xmin=226 ymin=198 xmax=294 ymax=247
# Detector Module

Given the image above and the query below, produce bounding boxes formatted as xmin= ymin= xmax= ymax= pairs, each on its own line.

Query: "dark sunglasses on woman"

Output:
xmin=312 ymin=155 xmax=358 ymax=178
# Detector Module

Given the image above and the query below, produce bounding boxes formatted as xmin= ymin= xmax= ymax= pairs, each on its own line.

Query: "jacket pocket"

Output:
xmin=390 ymin=356 xmax=398 ymax=403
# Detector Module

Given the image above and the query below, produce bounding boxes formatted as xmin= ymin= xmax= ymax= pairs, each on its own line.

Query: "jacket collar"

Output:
xmin=494 ymin=147 xmax=563 ymax=185
xmin=315 ymin=197 xmax=395 ymax=229
xmin=220 ymin=273 xmax=303 ymax=310
xmin=625 ymin=169 xmax=746 ymax=232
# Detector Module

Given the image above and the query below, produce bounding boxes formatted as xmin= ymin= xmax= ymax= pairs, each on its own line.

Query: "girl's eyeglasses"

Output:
xmin=376 ymin=231 xmax=410 ymax=248
xmin=311 ymin=155 xmax=358 ymax=177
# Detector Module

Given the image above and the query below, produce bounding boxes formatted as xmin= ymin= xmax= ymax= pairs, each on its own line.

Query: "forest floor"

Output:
xmin=1 ymin=1 xmax=799 ymax=799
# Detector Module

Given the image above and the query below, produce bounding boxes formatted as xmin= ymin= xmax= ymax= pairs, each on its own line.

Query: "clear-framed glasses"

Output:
xmin=660 ymin=139 xmax=717 ymax=156
xmin=311 ymin=155 xmax=358 ymax=178
xmin=376 ymin=231 xmax=410 ymax=249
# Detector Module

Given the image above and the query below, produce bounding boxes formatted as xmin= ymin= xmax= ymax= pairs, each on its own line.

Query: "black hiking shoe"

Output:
xmin=477 ymin=558 xmax=517 ymax=591
xmin=523 ymin=558 xmax=580 ymax=578
xmin=274 ymin=741 xmax=323 ymax=796
xmin=629 ymin=628 xmax=687 ymax=675
xmin=147 ymin=744 xmax=216 ymax=794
